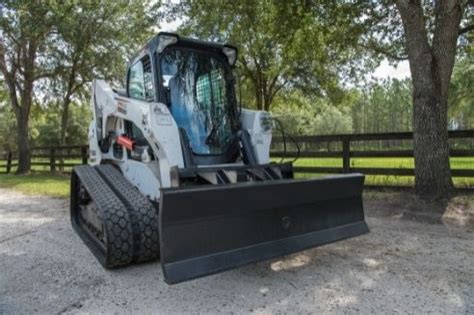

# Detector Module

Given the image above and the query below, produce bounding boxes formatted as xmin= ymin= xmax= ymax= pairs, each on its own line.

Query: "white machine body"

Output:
xmin=89 ymin=80 xmax=272 ymax=202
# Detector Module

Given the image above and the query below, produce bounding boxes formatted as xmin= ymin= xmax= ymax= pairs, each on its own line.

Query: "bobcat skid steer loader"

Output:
xmin=70 ymin=32 xmax=369 ymax=284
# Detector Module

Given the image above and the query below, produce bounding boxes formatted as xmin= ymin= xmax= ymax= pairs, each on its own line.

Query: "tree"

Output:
xmin=0 ymin=87 xmax=17 ymax=151
xmin=335 ymin=0 xmax=473 ymax=198
xmin=312 ymin=105 xmax=352 ymax=135
xmin=30 ymin=100 xmax=90 ymax=147
xmin=351 ymin=79 xmax=412 ymax=135
xmin=0 ymin=1 xmax=160 ymax=173
xmin=170 ymin=1 xmax=375 ymax=111
xmin=40 ymin=2 xmax=160 ymax=146
xmin=271 ymin=91 xmax=319 ymax=135
xmin=394 ymin=0 xmax=471 ymax=197
xmin=0 ymin=2 xmax=60 ymax=173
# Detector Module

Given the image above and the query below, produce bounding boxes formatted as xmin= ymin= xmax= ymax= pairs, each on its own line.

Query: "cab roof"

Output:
xmin=129 ymin=32 xmax=237 ymax=66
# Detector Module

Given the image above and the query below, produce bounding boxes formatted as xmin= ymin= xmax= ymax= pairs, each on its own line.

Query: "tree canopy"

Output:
xmin=169 ymin=1 xmax=379 ymax=110
xmin=0 ymin=1 xmax=160 ymax=171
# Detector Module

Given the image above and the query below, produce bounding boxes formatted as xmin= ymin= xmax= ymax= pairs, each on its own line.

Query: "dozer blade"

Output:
xmin=159 ymin=173 xmax=369 ymax=284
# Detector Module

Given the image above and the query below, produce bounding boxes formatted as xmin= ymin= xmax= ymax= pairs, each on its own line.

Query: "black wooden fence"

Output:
xmin=0 ymin=145 xmax=88 ymax=173
xmin=1 ymin=130 xmax=473 ymax=182
xmin=271 ymin=129 xmax=474 ymax=178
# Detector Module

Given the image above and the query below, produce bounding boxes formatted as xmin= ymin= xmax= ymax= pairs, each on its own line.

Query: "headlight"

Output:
xmin=222 ymin=45 xmax=238 ymax=66
xmin=157 ymin=33 xmax=178 ymax=53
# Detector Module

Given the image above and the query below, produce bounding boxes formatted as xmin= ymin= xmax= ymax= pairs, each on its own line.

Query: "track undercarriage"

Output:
xmin=71 ymin=163 xmax=368 ymax=284
xmin=71 ymin=164 xmax=160 ymax=268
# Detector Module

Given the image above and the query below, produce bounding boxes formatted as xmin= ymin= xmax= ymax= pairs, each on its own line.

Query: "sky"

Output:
xmin=160 ymin=19 xmax=411 ymax=80
xmin=372 ymin=60 xmax=411 ymax=80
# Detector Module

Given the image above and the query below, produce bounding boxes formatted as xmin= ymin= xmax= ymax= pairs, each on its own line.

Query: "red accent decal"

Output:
xmin=117 ymin=135 xmax=134 ymax=151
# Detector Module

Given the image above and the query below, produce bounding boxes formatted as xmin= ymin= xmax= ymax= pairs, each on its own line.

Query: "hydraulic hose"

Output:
xmin=272 ymin=117 xmax=301 ymax=163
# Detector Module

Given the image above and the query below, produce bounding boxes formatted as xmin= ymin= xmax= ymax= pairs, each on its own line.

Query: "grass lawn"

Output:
xmin=0 ymin=173 xmax=70 ymax=198
xmin=284 ymin=157 xmax=474 ymax=188
xmin=0 ymin=156 xmax=79 ymax=198
xmin=291 ymin=157 xmax=472 ymax=169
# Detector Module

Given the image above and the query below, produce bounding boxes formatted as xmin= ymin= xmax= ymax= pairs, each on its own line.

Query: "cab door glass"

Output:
xmin=142 ymin=56 xmax=155 ymax=101
xmin=128 ymin=55 xmax=154 ymax=101
xmin=129 ymin=61 xmax=145 ymax=100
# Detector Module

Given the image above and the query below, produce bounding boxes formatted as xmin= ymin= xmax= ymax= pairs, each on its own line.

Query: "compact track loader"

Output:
xmin=70 ymin=33 xmax=369 ymax=284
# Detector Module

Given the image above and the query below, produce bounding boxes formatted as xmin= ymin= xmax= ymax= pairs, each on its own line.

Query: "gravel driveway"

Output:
xmin=1 ymin=188 xmax=473 ymax=314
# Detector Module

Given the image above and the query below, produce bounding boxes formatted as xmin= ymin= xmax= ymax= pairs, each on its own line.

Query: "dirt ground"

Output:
xmin=0 ymin=188 xmax=473 ymax=314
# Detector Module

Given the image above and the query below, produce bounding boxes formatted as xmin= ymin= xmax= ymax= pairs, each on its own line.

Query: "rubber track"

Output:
xmin=95 ymin=164 xmax=160 ymax=263
xmin=72 ymin=165 xmax=134 ymax=268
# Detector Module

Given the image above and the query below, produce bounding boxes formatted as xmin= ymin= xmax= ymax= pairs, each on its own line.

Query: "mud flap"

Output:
xmin=159 ymin=173 xmax=369 ymax=284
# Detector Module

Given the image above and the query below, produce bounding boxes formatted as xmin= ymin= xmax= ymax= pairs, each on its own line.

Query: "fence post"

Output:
xmin=342 ymin=136 xmax=350 ymax=173
xmin=6 ymin=151 xmax=12 ymax=174
xmin=50 ymin=148 xmax=56 ymax=172
xmin=81 ymin=146 xmax=88 ymax=165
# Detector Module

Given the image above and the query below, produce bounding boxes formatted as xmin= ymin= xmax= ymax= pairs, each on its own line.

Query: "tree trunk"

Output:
xmin=396 ymin=0 xmax=462 ymax=198
xmin=57 ymin=98 xmax=71 ymax=172
xmin=16 ymin=113 xmax=31 ymax=174
xmin=412 ymin=76 xmax=453 ymax=197
xmin=0 ymin=4 xmax=51 ymax=175
xmin=14 ymin=75 xmax=34 ymax=174
xmin=263 ymin=95 xmax=271 ymax=112
xmin=60 ymin=56 xmax=80 ymax=145
xmin=255 ymin=87 xmax=263 ymax=111
xmin=60 ymin=98 xmax=71 ymax=145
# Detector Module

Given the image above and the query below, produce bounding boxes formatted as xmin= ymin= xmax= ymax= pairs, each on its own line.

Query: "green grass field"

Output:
xmin=0 ymin=156 xmax=472 ymax=197
xmin=290 ymin=157 xmax=472 ymax=169
xmin=280 ymin=157 xmax=474 ymax=188
xmin=0 ymin=173 xmax=70 ymax=197
xmin=0 ymin=158 xmax=77 ymax=197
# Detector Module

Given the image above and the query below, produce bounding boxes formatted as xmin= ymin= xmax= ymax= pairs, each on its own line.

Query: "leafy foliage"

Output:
xmin=449 ymin=56 xmax=474 ymax=130
xmin=272 ymin=78 xmax=412 ymax=136
xmin=0 ymin=1 xmax=161 ymax=153
xmin=168 ymin=1 xmax=377 ymax=110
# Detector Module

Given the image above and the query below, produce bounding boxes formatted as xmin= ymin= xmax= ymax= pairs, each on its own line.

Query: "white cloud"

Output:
xmin=372 ymin=59 xmax=411 ymax=80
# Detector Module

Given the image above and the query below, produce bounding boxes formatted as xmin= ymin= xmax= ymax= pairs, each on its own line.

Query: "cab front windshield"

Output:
xmin=160 ymin=48 xmax=236 ymax=155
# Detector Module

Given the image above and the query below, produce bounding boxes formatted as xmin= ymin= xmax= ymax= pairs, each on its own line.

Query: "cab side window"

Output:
xmin=142 ymin=56 xmax=155 ymax=101
xmin=128 ymin=55 xmax=155 ymax=101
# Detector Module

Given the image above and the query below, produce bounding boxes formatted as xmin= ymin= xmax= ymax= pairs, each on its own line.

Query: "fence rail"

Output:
xmin=0 ymin=145 xmax=89 ymax=173
xmin=0 ymin=130 xmax=473 ymax=187
xmin=271 ymin=129 xmax=474 ymax=179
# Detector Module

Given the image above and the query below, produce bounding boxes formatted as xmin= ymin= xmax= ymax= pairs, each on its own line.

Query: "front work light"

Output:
xmin=222 ymin=45 xmax=238 ymax=66
xmin=157 ymin=33 xmax=179 ymax=53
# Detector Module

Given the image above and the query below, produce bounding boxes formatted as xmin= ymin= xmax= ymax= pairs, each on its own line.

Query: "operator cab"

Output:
xmin=126 ymin=33 xmax=243 ymax=166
